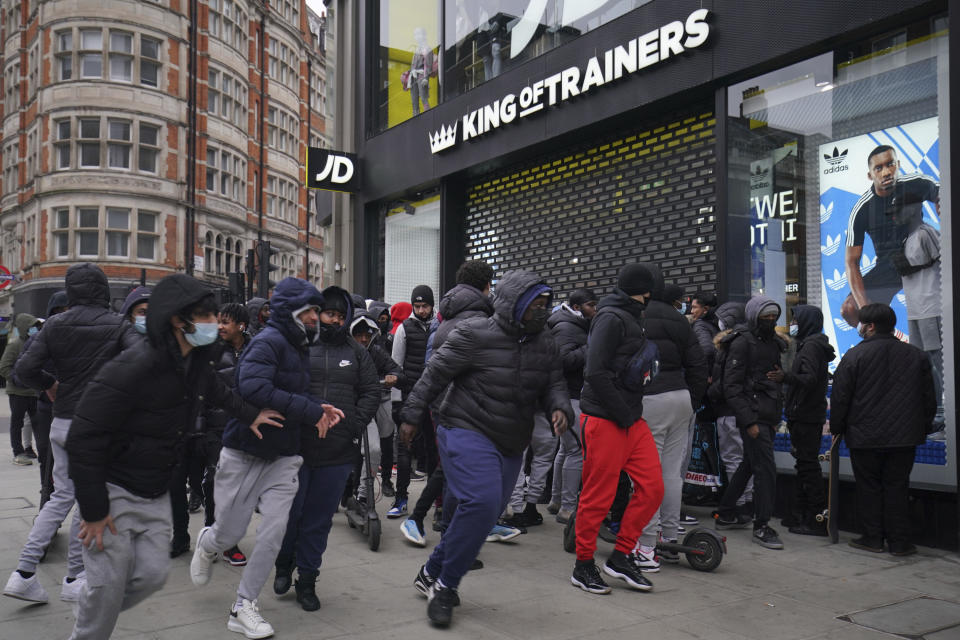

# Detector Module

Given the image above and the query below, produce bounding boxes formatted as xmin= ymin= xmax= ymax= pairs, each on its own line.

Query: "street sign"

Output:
xmin=0 ymin=265 xmax=13 ymax=290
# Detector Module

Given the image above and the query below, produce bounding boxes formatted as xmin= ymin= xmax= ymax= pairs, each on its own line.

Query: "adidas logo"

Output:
xmin=896 ymin=293 xmax=906 ymax=305
xmin=820 ymin=233 xmax=841 ymax=256
xmin=823 ymin=147 xmax=848 ymax=165
xmin=859 ymin=253 xmax=877 ymax=276
xmin=750 ymin=165 xmax=770 ymax=183
xmin=820 ymin=202 xmax=833 ymax=224
xmin=833 ymin=317 xmax=855 ymax=332
xmin=826 ymin=269 xmax=848 ymax=291
xmin=429 ymin=123 xmax=458 ymax=154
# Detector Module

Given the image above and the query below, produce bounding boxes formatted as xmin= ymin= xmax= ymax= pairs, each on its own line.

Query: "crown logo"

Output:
xmin=429 ymin=123 xmax=458 ymax=154
xmin=823 ymin=147 xmax=848 ymax=165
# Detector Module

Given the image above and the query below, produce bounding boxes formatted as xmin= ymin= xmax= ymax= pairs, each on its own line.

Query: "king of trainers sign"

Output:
xmin=429 ymin=9 xmax=712 ymax=155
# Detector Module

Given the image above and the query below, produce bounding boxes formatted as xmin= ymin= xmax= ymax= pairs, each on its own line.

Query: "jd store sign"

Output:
xmin=429 ymin=9 xmax=712 ymax=155
xmin=306 ymin=148 xmax=359 ymax=193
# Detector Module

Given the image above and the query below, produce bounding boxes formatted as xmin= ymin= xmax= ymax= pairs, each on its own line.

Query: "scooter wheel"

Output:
xmin=562 ymin=512 xmax=576 ymax=554
xmin=368 ymin=519 xmax=381 ymax=552
xmin=685 ymin=531 xmax=723 ymax=572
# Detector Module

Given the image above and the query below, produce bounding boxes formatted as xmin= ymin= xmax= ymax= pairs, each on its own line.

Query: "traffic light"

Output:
xmin=257 ymin=241 xmax=279 ymax=297
xmin=245 ymin=249 xmax=255 ymax=301
xmin=227 ymin=272 xmax=245 ymax=303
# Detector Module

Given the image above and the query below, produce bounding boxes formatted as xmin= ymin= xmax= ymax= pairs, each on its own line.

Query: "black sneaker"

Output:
xmin=169 ymin=534 xmax=190 ymax=559
xmin=752 ymin=524 xmax=784 ymax=550
xmin=679 ymin=513 xmax=698 ymax=525
xmin=22 ymin=447 xmax=37 ymax=459
xmin=427 ymin=583 xmax=458 ymax=627
xmin=788 ymin=522 xmax=828 ymax=537
xmin=413 ymin=565 xmax=435 ymax=598
xmin=188 ymin=492 xmax=203 ymax=514
xmin=381 ymin=480 xmax=395 ymax=497
xmin=571 ymin=560 xmax=612 ymax=594
xmin=848 ymin=536 xmax=885 ymax=553
xmin=888 ymin=542 xmax=917 ymax=557
xmin=714 ymin=512 xmax=751 ymax=530
xmin=603 ymin=551 xmax=654 ymax=591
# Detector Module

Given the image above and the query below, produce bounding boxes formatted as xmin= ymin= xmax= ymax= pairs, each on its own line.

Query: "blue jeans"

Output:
xmin=278 ymin=463 xmax=353 ymax=577
xmin=425 ymin=426 xmax=522 ymax=590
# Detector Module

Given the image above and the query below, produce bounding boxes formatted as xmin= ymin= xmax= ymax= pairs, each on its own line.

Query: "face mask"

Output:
xmin=788 ymin=324 xmax=798 ymax=337
xmin=756 ymin=318 xmax=777 ymax=335
xmin=678 ymin=303 xmax=687 ymax=315
xmin=522 ymin=308 xmax=549 ymax=334
xmin=718 ymin=319 xmax=726 ymax=331
xmin=133 ymin=317 xmax=147 ymax=335
xmin=27 ymin=326 xmax=39 ymax=336
xmin=184 ymin=322 xmax=219 ymax=347
xmin=316 ymin=321 xmax=343 ymax=343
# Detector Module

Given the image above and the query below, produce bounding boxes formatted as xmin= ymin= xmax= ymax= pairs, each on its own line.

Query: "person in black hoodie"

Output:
xmin=573 ymin=263 xmax=666 ymax=596
xmin=62 ymin=274 xmax=282 ymax=640
xmin=714 ymin=295 xmax=786 ymax=550
xmin=5 ymin=264 xmax=139 ymax=606
xmin=767 ymin=305 xmax=835 ymax=536
xmin=691 ymin=292 xmax=720 ymax=370
xmin=546 ymin=287 xmax=596 ymax=524
xmin=636 ymin=282 xmax=708 ymax=567
xmin=273 ymin=287 xmax=380 ymax=612
xmin=830 ymin=303 xmax=935 ymax=556
xmin=400 ymin=270 xmax=571 ymax=627
xmin=190 ymin=277 xmax=343 ymax=640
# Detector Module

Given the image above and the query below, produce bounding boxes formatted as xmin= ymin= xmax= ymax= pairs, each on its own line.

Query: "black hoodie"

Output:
xmin=14 ymin=263 xmax=139 ymax=419
xmin=66 ymin=274 xmax=259 ymax=522
xmin=783 ymin=305 xmax=835 ymax=423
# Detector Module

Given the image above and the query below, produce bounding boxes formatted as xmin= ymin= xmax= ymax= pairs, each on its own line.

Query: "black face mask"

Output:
xmin=756 ymin=317 xmax=777 ymax=335
xmin=523 ymin=308 xmax=549 ymax=334
xmin=317 ymin=322 xmax=343 ymax=343
xmin=304 ymin=326 xmax=318 ymax=344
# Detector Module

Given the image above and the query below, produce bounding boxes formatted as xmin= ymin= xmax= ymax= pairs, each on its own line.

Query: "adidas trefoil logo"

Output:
xmin=820 ymin=202 xmax=833 ymax=224
xmin=429 ymin=123 xmax=458 ymax=154
xmin=834 ymin=317 xmax=855 ymax=332
xmin=821 ymin=233 xmax=841 ymax=256
xmin=823 ymin=147 xmax=848 ymax=165
xmin=826 ymin=268 xmax=848 ymax=291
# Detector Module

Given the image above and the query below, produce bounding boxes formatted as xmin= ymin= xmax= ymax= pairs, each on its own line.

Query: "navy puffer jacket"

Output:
xmin=222 ymin=278 xmax=329 ymax=459
xmin=401 ymin=270 xmax=572 ymax=456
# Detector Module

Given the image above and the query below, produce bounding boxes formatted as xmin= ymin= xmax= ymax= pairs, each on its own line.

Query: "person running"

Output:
xmin=64 ymin=274 xmax=282 ymax=640
xmin=400 ymin=270 xmax=571 ymax=627
xmin=274 ymin=287 xmax=379 ymax=611
xmin=189 ymin=277 xmax=343 ymax=639
xmin=1 ymin=313 xmax=42 ymax=465
xmin=4 ymin=264 xmax=139 ymax=605
xmin=572 ymin=262 xmax=665 ymax=595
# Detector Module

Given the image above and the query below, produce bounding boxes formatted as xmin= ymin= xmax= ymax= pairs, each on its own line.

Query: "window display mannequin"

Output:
xmin=410 ymin=27 xmax=433 ymax=115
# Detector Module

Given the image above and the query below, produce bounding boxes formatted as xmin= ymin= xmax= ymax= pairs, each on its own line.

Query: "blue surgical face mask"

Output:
xmin=678 ymin=303 xmax=687 ymax=315
xmin=27 ymin=326 xmax=39 ymax=336
xmin=789 ymin=324 xmax=799 ymax=337
xmin=133 ymin=316 xmax=147 ymax=334
xmin=184 ymin=321 xmax=219 ymax=347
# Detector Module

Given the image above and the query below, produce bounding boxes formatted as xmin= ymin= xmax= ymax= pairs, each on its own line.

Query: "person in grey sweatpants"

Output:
xmin=717 ymin=416 xmax=753 ymax=507
xmin=506 ymin=413 xmax=557 ymax=527
xmin=550 ymin=398 xmax=583 ymax=519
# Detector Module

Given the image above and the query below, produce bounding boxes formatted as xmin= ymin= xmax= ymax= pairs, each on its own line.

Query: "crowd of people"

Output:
xmin=0 ymin=258 xmax=938 ymax=636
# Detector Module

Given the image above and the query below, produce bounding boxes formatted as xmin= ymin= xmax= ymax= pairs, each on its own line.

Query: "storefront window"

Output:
xmin=383 ymin=195 xmax=441 ymax=304
xmin=375 ymin=0 xmax=441 ymax=133
xmin=726 ymin=17 xmax=952 ymax=483
xmin=443 ymin=0 xmax=652 ymax=100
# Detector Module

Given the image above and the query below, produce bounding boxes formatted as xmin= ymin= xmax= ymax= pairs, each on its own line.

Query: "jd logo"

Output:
xmin=306 ymin=148 xmax=359 ymax=192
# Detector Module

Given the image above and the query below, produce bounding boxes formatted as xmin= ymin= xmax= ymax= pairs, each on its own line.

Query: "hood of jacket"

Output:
xmin=745 ymin=296 xmax=781 ymax=331
xmin=46 ymin=290 xmax=68 ymax=317
xmin=13 ymin=313 xmax=38 ymax=339
xmin=368 ymin=301 xmax=390 ymax=321
xmin=438 ymin=283 xmax=494 ymax=322
xmin=715 ymin=302 xmax=745 ymax=332
xmin=318 ymin=285 xmax=354 ymax=344
xmin=547 ymin=303 xmax=589 ymax=332
xmin=120 ymin=286 xmax=151 ymax=318
xmin=66 ymin=263 xmax=110 ymax=308
xmin=146 ymin=274 xmax=213 ymax=349
xmin=596 ymin=287 xmax=646 ymax=322
xmin=349 ymin=310 xmax=381 ymax=347
xmin=792 ymin=304 xmax=823 ymax=341
xmin=492 ymin=270 xmax=551 ymax=334
xmin=390 ymin=301 xmax=412 ymax=334
xmin=267 ymin=278 xmax=324 ymax=349
xmin=246 ymin=297 xmax=268 ymax=331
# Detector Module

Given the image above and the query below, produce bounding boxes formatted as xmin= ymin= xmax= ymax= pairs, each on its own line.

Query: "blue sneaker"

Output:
xmin=486 ymin=523 xmax=522 ymax=543
xmin=401 ymin=518 xmax=426 ymax=546
xmin=386 ymin=499 xmax=408 ymax=519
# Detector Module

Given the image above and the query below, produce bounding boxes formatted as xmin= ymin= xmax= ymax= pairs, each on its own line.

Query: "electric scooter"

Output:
xmin=344 ymin=421 xmax=382 ymax=551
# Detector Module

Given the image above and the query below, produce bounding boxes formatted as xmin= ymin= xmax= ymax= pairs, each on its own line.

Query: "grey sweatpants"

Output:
xmin=509 ymin=412 xmax=558 ymax=511
xmin=640 ymin=390 xmax=695 ymax=546
xmin=717 ymin=415 xmax=753 ymax=505
xmin=70 ymin=483 xmax=170 ymax=640
xmin=18 ymin=417 xmax=83 ymax=577
xmin=550 ymin=399 xmax=582 ymax=512
xmin=198 ymin=447 xmax=302 ymax=602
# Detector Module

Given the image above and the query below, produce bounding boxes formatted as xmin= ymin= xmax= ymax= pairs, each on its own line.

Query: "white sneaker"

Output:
xmin=60 ymin=572 xmax=86 ymax=602
xmin=227 ymin=598 xmax=274 ymax=639
xmin=3 ymin=570 xmax=49 ymax=603
xmin=633 ymin=545 xmax=661 ymax=573
xmin=190 ymin=526 xmax=218 ymax=586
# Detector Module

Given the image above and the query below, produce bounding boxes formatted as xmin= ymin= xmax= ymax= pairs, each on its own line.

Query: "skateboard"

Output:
xmin=815 ymin=435 xmax=840 ymax=543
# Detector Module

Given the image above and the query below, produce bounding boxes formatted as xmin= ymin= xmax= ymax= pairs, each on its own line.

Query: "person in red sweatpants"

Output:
xmin=573 ymin=262 xmax=665 ymax=594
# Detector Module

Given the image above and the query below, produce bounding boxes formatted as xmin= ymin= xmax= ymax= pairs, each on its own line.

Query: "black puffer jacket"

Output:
xmin=367 ymin=301 xmax=394 ymax=351
xmin=433 ymin=284 xmax=494 ymax=354
xmin=303 ymin=287 xmax=381 ymax=467
xmin=723 ymin=296 xmax=786 ymax=428
xmin=693 ymin=309 xmax=721 ymax=371
xmin=580 ymin=285 xmax=657 ymax=429
xmin=400 ymin=270 xmax=572 ymax=456
xmin=643 ymin=299 xmax=708 ymax=408
xmin=246 ymin=297 xmax=269 ymax=336
xmin=14 ymin=263 xmax=139 ymax=419
xmin=66 ymin=275 xmax=259 ymax=522
xmin=350 ymin=311 xmax=401 ymax=401
xmin=202 ymin=335 xmax=251 ymax=435
xmin=547 ymin=305 xmax=589 ymax=400
xmin=783 ymin=305 xmax=835 ymax=423
xmin=830 ymin=333 xmax=935 ymax=448
xmin=397 ymin=314 xmax=433 ymax=395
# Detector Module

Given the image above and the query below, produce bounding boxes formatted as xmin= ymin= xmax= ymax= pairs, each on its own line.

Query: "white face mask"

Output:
xmin=184 ymin=322 xmax=219 ymax=347
xmin=789 ymin=324 xmax=799 ymax=337
xmin=678 ymin=303 xmax=688 ymax=315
